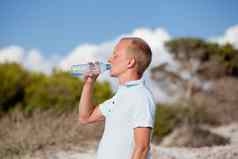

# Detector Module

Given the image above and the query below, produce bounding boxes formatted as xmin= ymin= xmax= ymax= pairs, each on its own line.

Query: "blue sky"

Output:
xmin=1 ymin=0 xmax=238 ymax=55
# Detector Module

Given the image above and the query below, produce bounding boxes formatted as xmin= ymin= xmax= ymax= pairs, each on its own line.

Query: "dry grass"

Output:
xmin=0 ymin=109 xmax=104 ymax=159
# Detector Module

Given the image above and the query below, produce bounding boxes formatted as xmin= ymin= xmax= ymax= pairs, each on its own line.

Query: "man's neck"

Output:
xmin=118 ymin=72 xmax=141 ymax=85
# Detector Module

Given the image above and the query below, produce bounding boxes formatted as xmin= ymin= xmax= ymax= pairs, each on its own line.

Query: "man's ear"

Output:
xmin=127 ymin=57 xmax=136 ymax=69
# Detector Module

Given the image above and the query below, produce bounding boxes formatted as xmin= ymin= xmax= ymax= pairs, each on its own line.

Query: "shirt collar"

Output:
xmin=119 ymin=78 xmax=144 ymax=88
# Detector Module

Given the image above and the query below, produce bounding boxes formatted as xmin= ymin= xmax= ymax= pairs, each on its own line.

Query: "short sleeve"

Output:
xmin=99 ymin=97 xmax=114 ymax=118
xmin=132 ymin=96 xmax=155 ymax=129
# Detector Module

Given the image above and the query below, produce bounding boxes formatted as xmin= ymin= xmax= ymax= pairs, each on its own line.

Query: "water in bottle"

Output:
xmin=70 ymin=62 xmax=111 ymax=77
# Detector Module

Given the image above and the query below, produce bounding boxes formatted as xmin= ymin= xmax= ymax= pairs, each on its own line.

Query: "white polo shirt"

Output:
xmin=96 ymin=78 xmax=156 ymax=159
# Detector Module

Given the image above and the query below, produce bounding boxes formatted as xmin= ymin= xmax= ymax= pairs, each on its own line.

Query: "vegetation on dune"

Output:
xmin=0 ymin=63 xmax=113 ymax=115
xmin=165 ymin=38 xmax=238 ymax=78
xmin=153 ymin=102 xmax=219 ymax=141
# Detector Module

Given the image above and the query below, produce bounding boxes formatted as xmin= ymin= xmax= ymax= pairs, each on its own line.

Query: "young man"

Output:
xmin=79 ymin=37 xmax=156 ymax=159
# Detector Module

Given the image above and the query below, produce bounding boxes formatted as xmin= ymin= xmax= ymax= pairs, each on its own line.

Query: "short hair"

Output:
xmin=121 ymin=37 xmax=152 ymax=76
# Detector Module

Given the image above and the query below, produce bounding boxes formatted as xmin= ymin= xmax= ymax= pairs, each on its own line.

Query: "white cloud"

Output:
xmin=24 ymin=49 xmax=60 ymax=74
xmin=0 ymin=46 xmax=24 ymax=63
xmin=0 ymin=46 xmax=60 ymax=74
xmin=210 ymin=25 xmax=238 ymax=49
xmin=25 ymin=49 xmax=45 ymax=71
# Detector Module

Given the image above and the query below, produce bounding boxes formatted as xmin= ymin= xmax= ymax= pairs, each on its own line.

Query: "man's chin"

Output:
xmin=109 ymin=72 xmax=117 ymax=77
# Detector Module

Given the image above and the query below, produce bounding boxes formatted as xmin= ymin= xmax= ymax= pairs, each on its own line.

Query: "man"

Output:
xmin=79 ymin=37 xmax=156 ymax=159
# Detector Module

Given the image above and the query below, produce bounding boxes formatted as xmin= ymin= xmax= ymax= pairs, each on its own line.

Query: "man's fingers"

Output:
xmin=83 ymin=62 xmax=100 ymax=81
xmin=84 ymin=71 xmax=98 ymax=80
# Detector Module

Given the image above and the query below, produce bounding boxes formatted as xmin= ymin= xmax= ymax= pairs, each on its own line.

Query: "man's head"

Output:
xmin=108 ymin=37 xmax=152 ymax=78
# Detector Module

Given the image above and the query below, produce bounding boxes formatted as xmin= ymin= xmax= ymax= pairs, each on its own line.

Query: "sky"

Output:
xmin=1 ymin=0 xmax=238 ymax=54
xmin=0 ymin=0 xmax=238 ymax=102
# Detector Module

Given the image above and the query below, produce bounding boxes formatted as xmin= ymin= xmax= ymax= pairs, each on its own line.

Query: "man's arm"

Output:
xmin=130 ymin=127 xmax=152 ymax=159
xmin=78 ymin=69 xmax=105 ymax=124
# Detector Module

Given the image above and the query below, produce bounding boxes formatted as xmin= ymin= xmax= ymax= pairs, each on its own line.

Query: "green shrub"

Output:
xmin=0 ymin=62 xmax=114 ymax=114
xmin=0 ymin=63 xmax=28 ymax=112
xmin=23 ymin=70 xmax=114 ymax=113
xmin=23 ymin=70 xmax=84 ymax=112
xmin=153 ymin=104 xmax=178 ymax=139
xmin=153 ymin=102 xmax=216 ymax=140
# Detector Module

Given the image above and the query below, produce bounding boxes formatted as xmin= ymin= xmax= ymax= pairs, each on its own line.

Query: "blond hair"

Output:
xmin=121 ymin=37 xmax=152 ymax=76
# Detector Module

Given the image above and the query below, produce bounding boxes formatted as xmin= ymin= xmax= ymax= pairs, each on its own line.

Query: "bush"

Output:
xmin=0 ymin=63 xmax=114 ymax=114
xmin=23 ymin=70 xmax=114 ymax=113
xmin=0 ymin=63 xmax=28 ymax=112
xmin=152 ymin=102 xmax=217 ymax=141
xmin=23 ymin=70 xmax=84 ymax=112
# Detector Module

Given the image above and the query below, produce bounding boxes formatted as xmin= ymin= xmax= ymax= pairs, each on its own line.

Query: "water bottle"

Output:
xmin=70 ymin=62 xmax=111 ymax=77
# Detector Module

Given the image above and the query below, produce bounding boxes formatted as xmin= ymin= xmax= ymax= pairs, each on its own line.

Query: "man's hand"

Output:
xmin=84 ymin=62 xmax=100 ymax=84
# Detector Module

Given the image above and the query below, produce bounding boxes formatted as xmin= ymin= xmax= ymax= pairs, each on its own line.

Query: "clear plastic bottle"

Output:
xmin=70 ymin=62 xmax=111 ymax=76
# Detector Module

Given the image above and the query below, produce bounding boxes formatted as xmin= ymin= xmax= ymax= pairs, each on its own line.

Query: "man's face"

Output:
xmin=108 ymin=41 xmax=130 ymax=77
